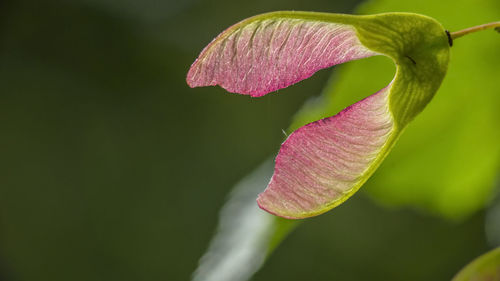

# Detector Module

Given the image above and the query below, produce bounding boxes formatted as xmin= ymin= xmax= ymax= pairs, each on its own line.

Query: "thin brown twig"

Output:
xmin=450 ymin=21 xmax=500 ymax=40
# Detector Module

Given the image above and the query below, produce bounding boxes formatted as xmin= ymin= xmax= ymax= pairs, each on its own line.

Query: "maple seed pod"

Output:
xmin=187 ymin=12 xmax=451 ymax=219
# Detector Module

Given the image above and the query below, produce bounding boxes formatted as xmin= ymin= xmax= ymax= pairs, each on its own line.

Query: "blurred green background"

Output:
xmin=0 ymin=0 xmax=498 ymax=281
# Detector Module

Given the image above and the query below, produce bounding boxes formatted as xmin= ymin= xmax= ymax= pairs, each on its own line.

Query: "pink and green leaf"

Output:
xmin=187 ymin=12 xmax=378 ymax=97
xmin=257 ymin=85 xmax=396 ymax=218
xmin=187 ymin=11 xmax=450 ymax=219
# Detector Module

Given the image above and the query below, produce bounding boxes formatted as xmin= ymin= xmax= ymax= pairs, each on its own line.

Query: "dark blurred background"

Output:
xmin=0 ymin=0 xmax=497 ymax=280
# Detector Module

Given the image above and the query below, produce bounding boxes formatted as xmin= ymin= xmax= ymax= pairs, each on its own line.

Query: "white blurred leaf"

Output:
xmin=192 ymin=159 xmax=296 ymax=281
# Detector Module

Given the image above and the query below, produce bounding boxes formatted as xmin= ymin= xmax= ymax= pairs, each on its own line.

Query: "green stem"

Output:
xmin=450 ymin=21 xmax=500 ymax=40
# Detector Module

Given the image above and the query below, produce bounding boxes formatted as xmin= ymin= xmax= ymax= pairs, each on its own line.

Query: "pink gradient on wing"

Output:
xmin=257 ymin=85 xmax=394 ymax=218
xmin=187 ymin=19 xmax=377 ymax=97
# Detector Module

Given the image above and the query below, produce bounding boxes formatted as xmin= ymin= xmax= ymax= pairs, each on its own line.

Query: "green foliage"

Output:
xmin=452 ymin=247 xmax=500 ymax=281
xmin=354 ymin=13 xmax=450 ymax=126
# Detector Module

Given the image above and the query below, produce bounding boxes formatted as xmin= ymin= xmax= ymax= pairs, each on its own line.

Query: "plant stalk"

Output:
xmin=450 ymin=21 xmax=500 ymax=40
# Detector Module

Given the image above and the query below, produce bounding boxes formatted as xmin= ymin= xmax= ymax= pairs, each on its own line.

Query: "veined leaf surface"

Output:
xmin=188 ymin=12 xmax=450 ymax=218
